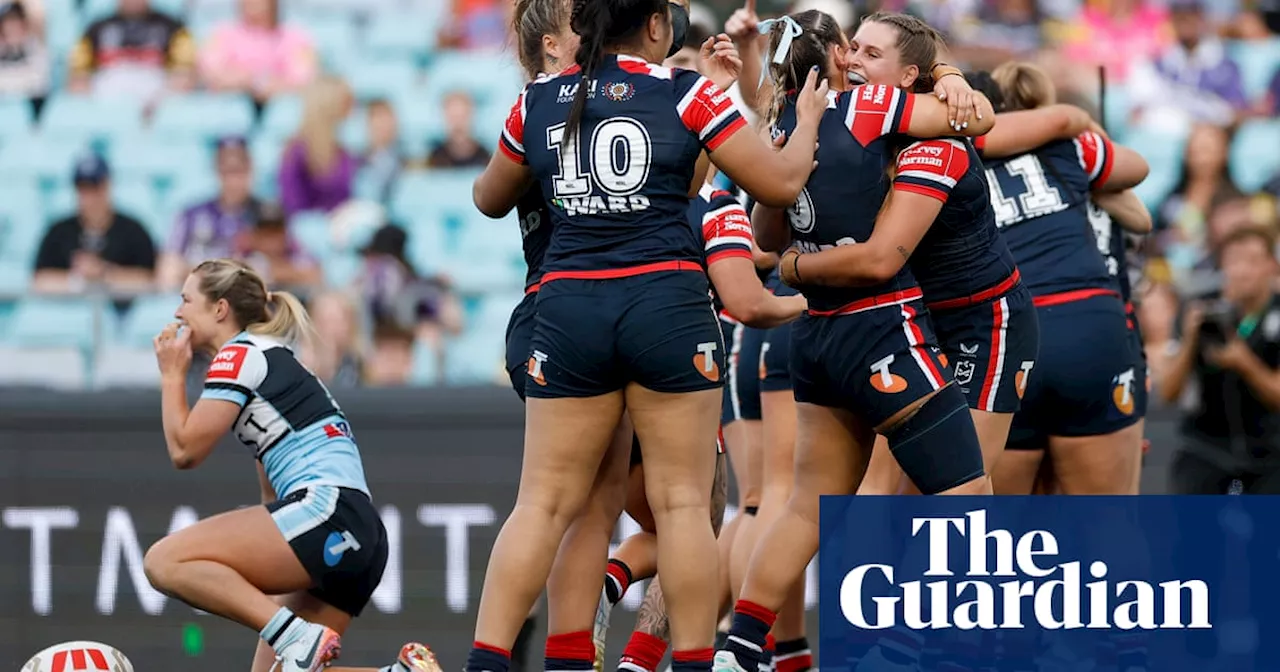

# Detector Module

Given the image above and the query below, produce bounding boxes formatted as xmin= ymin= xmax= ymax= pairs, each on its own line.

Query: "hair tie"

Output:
xmin=757 ymin=15 xmax=804 ymax=88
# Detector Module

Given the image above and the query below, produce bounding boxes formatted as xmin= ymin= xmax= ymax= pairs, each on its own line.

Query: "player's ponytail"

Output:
xmin=760 ymin=10 xmax=842 ymax=129
xmin=192 ymin=259 xmax=315 ymax=347
xmin=991 ymin=61 xmax=1055 ymax=112
xmin=564 ymin=0 xmax=667 ymax=145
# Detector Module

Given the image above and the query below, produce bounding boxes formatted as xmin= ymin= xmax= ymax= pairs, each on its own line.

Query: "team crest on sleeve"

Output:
xmin=603 ymin=82 xmax=635 ymax=102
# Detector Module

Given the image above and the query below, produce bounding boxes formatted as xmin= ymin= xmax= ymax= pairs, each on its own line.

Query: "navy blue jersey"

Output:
xmin=892 ymin=138 xmax=1017 ymax=303
xmin=688 ymin=183 xmax=754 ymax=316
xmin=516 ymin=183 xmax=551 ymax=290
xmin=500 ymin=55 xmax=746 ymax=277
xmin=1086 ymin=201 xmax=1132 ymax=302
xmin=775 ymin=84 xmax=921 ymax=314
xmin=980 ymin=131 xmax=1115 ymax=298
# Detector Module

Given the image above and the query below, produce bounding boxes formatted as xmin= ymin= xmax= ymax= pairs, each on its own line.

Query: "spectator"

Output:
xmin=1157 ymin=124 xmax=1246 ymax=273
xmin=33 ymin=154 xmax=156 ymax=295
xmin=1127 ymin=0 xmax=1249 ymax=134
xmin=361 ymin=98 xmax=405 ymax=204
xmin=1159 ymin=226 xmax=1280 ymax=493
xmin=0 ymin=2 xmax=49 ymax=100
xmin=10 ymin=0 xmax=42 ymax=36
xmin=199 ymin=0 xmax=317 ymax=103
xmin=950 ymin=0 xmax=1051 ymax=70
xmin=439 ymin=0 xmax=508 ymax=51
xmin=1059 ymin=0 xmax=1170 ymax=85
xmin=279 ymin=74 xmax=355 ymax=216
xmin=365 ymin=319 xmax=415 ymax=386
xmin=425 ymin=90 xmax=491 ymax=169
xmin=231 ymin=202 xmax=322 ymax=289
xmin=301 ymin=290 xmax=364 ymax=387
xmin=68 ymin=0 xmax=195 ymax=100
xmin=158 ymin=137 xmax=261 ymax=289
xmin=357 ymin=223 xmax=463 ymax=359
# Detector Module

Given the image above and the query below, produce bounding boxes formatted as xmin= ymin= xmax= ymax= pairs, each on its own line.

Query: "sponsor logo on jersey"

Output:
xmin=869 ymin=354 xmax=908 ymax=394
xmin=695 ymin=342 xmax=720 ymax=382
xmin=552 ymin=195 xmax=651 ymax=217
xmin=603 ymin=81 xmax=635 ymax=102
xmin=206 ymin=345 xmax=248 ymax=381
xmin=557 ymin=79 xmax=599 ymax=104
xmin=323 ymin=422 xmax=354 ymax=440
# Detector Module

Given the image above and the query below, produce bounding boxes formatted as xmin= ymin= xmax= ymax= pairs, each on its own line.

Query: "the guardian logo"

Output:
xmin=840 ymin=510 xmax=1211 ymax=631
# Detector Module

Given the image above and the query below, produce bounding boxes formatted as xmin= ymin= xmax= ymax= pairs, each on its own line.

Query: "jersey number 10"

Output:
xmin=547 ymin=118 xmax=653 ymax=198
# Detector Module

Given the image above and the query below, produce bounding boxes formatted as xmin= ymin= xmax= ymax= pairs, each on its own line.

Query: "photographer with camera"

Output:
xmin=1160 ymin=226 xmax=1280 ymax=493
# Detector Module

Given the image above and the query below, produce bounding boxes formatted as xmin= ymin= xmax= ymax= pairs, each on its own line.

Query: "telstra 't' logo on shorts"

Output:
xmin=527 ymin=350 xmax=549 ymax=386
xmin=869 ymin=354 xmax=907 ymax=394
xmin=838 ymin=510 xmax=1212 ymax=631
xmin=1112 ymin=367 xmax=1136 ymax=415
xmin=758 ymin=342 xmax=771 ymax=381
xmin=695 ymin=342 xmax=720 ymax=382
xmin=1015 ymin=361 xmax=1035 ymax=400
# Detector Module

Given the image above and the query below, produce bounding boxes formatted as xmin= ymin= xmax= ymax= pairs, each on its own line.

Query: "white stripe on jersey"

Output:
xmin=676 ymin=77 xmax=708 ymax=117
xmin=898 ymin=169 xmax=959 ymax=188
xmin=700 ymin=106 xmax=737 ymax=141
xmin=901 ymin=307 xmax=944 ymax=390
xmin=705 ymin=235 xmax=752 ymax=250
xmin=879 ymin=87 xmax=903 ymax=137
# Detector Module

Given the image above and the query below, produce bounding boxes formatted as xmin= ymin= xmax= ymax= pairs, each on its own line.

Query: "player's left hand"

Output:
xmin=154 ymin=322 xmax=193 ymax=379
xmin=933 ymin=73 xmax=979 ymax=131
xmin=1206 ymin=338 xmax=1253 ymax=372
xmin=700 ymin=34 xmax=742 ymax=92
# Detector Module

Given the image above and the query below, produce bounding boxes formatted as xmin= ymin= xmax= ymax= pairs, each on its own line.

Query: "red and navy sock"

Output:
xmin=672 ymin=647 xmax=713 ymax=672
xmin=545 ymin=631 xmax=594 ymax=672
xmin=604 ymin=559 xmax=634 ymax=605
xmin=619 ymin=632 xmax=668 ymax=672
xmin=723 ymin=600 xmax=776 ymax=670
xmin=763 ymin=634 xmax=776 ymax=670
xmin=466 ymin=641 xmax=511 ymax=672
xmin=774 ymin=638 xmax=811 ymax=672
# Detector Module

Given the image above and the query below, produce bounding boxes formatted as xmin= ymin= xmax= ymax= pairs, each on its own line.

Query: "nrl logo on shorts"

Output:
xmin=603 ymin=82 xmax=635 ymax=102
xmin=953 ymin=360 xmax=975 ymax=386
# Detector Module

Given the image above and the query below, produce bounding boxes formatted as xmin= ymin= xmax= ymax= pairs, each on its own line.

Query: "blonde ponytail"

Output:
xmin=248 ymin=290 xmax=315 ymax=346
xmin=991 ymin=61 xmax=1056 ymax=112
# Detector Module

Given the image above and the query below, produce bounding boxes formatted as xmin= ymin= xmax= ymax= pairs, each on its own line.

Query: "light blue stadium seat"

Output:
xmin=424 ymin=53 xmax=524 ymax=108
xmin=250 ymin=136 xmax=285 ymax=198
xmin=1230 ymin=120 xmax=1280 ymax=193
xmin=474 ymin=291 xmax=524 ymax=334
xmin=0 ymin=99 xmax=33 ymax=143
xmin=0 ymin=345 xmax=86 ymax=389
xmin=163 ymin=173 xmax=220 ymax=219
xmin=0 ymin=180 xmax=44 ymax=265
xmin=444 ymin=329 xmax=505 ymax=386
xmin=1228 ymin=38 xmax=1280 ymax=101
xmin=340 ymin=108 xmax=370 ymax=155
xmin=93 ymin=345 xmax=162 ymax=388
xmin=119 ymin=294 xmax=181 ymax=347
xmin=259 ymin=95 xmax=304 ymax=140
xmin=445 ymin=259 xmax=524 ymax=294
xmin=1100 ymin=85 xmax=1130 ymax=142
xmin=404 ymin=216 xmax=448 ymax=275
xmin=291 ymin=210 xmax=333 ymax=259
xmin=1124 ymin=128 xmax=1188 ymax=211
xmin=292 ymin=15 xmax=358 ymax=65
xmin=393 ymin=91 xmax=446 ymax=153
xmin=0 ymin=260 xmax=29 ymax=296
xmin=0 ymin=136 xmax=91 ymax=184
xmin=390 ymin=170 xmax=483 ymax=226
xmin=410 ymin=339 xmax=441 ymax=386
xmin=9 ymin=297 xmax=98 ymax=349
xmin=324 ymin=252 xmax=362 ymax=288
xmin=108 ymin=136 xmax=212 ymax=187
xmin=41 ymin=94 xmax=145 ymax=142
xmin=454 ymin=210 xmax=523 ymax=267
xmin=366 ymin=12 xmax=440 ymax=61
xmin=343 ymin=59 xmax=421 ymax=102
xmin=151 ymin=93 xmax=256 ymax=142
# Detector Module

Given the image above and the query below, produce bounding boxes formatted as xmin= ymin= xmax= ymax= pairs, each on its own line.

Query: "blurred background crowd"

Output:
xmin=0 ymin=0 xmax=1277 ymax=392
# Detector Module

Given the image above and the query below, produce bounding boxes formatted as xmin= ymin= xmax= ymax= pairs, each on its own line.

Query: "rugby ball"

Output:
xmin=21 ymin=641 xmax=134 ymax=672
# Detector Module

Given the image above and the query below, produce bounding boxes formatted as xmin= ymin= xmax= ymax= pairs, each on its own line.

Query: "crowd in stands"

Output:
xmin=0 ymin=0 xmax=1277 ymax=391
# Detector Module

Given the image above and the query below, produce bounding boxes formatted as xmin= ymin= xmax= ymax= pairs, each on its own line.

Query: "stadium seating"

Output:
xmin=92 ymin=345 xmax=162 ymax=388
xmin=117 ymin=294 xmax=182 ymax=348
xmin=150 ymin=93 xmax=257 ymax=143
xmin=0 ymin=345 xmax=86 ymax=389
xmin=1230 ymin=120 xmax=1280 ymax=194
xmin=41 ymin=95 xmax=145 ymax=143
xmin=9 ymin=297 xmax=98 ymax=350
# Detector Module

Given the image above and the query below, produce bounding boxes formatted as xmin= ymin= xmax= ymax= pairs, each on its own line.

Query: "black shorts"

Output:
xmin=759 ymin=321 xmax=793 ymax=392
xmin=505 ymin=291 xmax=538 ymax=401
xmin=266 ymin=486 xmax=389 ymax=617
xmin=526 ymin=271 xmax=725 ymax=398
xmin=721 ymin=318 xmax=764 ymax=424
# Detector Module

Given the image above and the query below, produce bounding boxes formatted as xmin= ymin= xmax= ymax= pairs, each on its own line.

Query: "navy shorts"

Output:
xmin=759 ymin=321 xmax=793 ymax=392
xmin=505 ymin=291 xmax=538 ymax=401
xmin=526 ymin=271 xmax=725 ymax=398
xmin=1007 ymin=293 xmax=1143 ymax=450
xmin=721 ymin=317 xmax=764 ymax=424
xmin=791 ymin=299 xmax=951 ymax=427
xmin=930 ymin=285 xmax=1040 ymax=414
xmin=266 ymin=486 xmax=389 ymax=617
xmin=1127 ymin=306 xmax=1149 ymax=419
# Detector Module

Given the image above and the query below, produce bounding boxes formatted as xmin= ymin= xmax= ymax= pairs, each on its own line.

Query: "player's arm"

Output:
xmin=703 ymin=193 xmax=806 ymax=326
xmin=475 ymin=88 xmax=536 ymax=218
xmin=973 ymin=104 xmax=1097 ymax=159
xmin=786 ymin=192 xmax=940 ymax=287
xmin=707 ymin=69 xmax=826 ymax=207
xmin=163 ymin=344 xmax=266 ymax=470
xmin=1092 ymin=189 xmax=1152 ymax=234
xmin=750 ymin=202 xmax=790 ymax=253
xmin=1096 ymin=143 xmax=1149 ymax=192
xmin=901 ymin=90 xmax=995 ymax=138
xmin=1075 ymin=130 xmax=1149 ymax=193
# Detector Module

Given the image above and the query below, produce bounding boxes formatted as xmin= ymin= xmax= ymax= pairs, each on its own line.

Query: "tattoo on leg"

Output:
xmin=712 ymin=453 xmax=728 ymax=536
xmin=635 ymin=577 xmax=671 ymax=641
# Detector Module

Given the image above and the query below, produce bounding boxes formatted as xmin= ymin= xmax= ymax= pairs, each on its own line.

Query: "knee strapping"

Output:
xmin=884 ymin=385 xmax=985 ymax=495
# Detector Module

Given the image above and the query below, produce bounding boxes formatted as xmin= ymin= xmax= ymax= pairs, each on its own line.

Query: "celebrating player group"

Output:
xmin=143 ymin=0 xmax=1152 ymax=670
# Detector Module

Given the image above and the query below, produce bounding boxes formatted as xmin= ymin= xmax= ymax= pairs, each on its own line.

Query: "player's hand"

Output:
xmin=794 ymin=66 xmax=830 ymax=130
xmin=700 ymin=34 xmax=742 ymax=92
xmin=933 ymin=73 xmax=979 ymax=131
xmin=724 ymin=0 xmax=760 ymax=45
xmin=154 ymin=322 xmax=193 ymax=380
